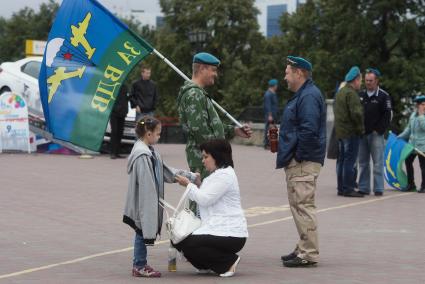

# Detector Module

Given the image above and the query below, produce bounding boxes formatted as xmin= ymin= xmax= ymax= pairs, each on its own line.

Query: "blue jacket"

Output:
xmin=264 ymin=90 xmax=279 ymax=120
xmin=276 ymin=79 xmax=327 ymax=169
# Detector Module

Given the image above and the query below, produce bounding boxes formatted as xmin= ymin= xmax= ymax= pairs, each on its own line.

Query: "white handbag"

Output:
xmin=160 ymin=187 xmax=201 ymax=244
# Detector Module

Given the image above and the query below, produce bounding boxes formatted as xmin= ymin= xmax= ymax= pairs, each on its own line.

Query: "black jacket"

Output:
xmin=359 ymin=87 xmax=392 ymax=135
xmin=112 ymin=85 xmax=129 ymax=118
xmin=130 ymin=79 xmax=158 ymax=112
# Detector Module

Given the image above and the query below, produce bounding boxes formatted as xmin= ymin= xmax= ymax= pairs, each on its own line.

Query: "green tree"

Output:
xmin=0 ymin=0 xmax=59 ymax=62
xmin=279 ymin=0 xmax=425 ymax=131
xmin=151 ymin=0 xmax=264 ymax=117
xmin=119 ymin=16 xmax=156 ymax=90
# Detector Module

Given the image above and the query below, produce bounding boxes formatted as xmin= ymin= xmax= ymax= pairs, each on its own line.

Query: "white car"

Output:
xmin=0 ymin=57 xmax=136 ymax=147
xmin=0 ymin=57 xmax=44 ymax=117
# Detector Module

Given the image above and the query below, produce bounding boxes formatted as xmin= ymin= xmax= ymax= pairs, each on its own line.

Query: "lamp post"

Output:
xmin=187 ymin=29 xmax=208 ymax=53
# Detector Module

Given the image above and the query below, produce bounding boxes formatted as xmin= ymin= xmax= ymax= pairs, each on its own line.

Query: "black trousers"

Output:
xmin=405 ymin=153 xmax=425 ymax=189
xmin=174 ymin=234 xmax=246 ymax=274
xmin=110 ymin=115 xmax=125 ymax=156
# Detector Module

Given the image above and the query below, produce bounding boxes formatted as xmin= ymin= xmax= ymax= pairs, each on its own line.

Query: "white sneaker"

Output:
xmin=219 ymin=256 xmax=241 ymax=277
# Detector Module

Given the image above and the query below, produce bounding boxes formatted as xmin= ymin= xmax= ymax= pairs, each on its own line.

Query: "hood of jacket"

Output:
xmin=127 ymin=140 xmax=151 ymax=174
xmin=177 ymin=81 xmax=206 ymax=105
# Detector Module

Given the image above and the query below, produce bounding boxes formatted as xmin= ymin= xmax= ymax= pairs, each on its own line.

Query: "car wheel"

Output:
xmin=0 ymin=86 xmax=11 ymax=94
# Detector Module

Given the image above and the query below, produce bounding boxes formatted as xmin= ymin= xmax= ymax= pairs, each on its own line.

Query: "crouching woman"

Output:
xmin=175 ymin=139 xmax=248 ymax=277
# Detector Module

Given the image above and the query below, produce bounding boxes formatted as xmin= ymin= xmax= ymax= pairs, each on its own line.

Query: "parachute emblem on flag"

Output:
xmin=45 ymin=12 xmax=95 ymax=103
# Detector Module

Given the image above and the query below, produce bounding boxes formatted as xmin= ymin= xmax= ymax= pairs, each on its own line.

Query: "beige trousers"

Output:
xmin=284 ymin=159 xmax=321 ymax=262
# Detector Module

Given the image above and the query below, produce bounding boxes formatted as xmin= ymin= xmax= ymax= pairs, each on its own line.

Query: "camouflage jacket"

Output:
xmin=334 ymin=84 xmax=364 ymax=139
xmin=177 ymin=81 xmax=234 ymax=178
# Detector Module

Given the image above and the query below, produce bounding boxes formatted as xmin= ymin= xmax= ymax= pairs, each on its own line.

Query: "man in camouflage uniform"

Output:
xmin=334 ymin=66 xmax=365 ymax=197
xmin=177 ymin=52 xmax=252 ymax=179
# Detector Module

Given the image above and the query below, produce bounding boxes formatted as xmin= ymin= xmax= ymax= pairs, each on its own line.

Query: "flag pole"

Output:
xmin=152 ymin=49 xmax=243 ymax=128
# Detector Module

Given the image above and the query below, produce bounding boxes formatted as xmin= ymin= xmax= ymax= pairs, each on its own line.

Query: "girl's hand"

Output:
xmin=175 ymin=175 xmax=190 ymax=187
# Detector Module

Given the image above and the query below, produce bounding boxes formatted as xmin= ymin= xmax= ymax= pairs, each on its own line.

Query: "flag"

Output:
xmin=383 ymin=133 xmax=414 ymax=190
xmin=39 ymin=0 xmax=153 ymax=151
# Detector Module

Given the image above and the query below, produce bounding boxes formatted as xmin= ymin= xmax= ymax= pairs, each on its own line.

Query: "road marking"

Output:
xmin=249 ymin=192 xmax=415 ymax=228
xmin=0 ymin=192 xmax=414 ymax=280
xmin=244 ymin=205 xmax=290 ymax=217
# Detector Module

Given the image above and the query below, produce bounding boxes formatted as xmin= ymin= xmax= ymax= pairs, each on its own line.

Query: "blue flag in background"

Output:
xmin=39 ymin=0 xmax=154 ymax=151
xmin=384 ymin=133 xmax=414 ymax=190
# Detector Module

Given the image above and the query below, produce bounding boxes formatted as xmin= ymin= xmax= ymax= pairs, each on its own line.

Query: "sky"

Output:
xmin=0 ymin=0 xmax=162 ymax=26
xmin=0 ymin=0 xmax=299 ymax=35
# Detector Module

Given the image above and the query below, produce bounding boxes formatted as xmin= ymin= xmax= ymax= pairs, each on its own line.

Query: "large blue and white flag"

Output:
xmin=39 ymin=0 xmax=153 ymax=151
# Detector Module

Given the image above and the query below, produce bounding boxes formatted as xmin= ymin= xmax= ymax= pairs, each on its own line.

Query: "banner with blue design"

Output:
xmin=39 ymin=0 xmax=153 ymax=151
xmin=384 ymin=133 xmax=414 ymax=190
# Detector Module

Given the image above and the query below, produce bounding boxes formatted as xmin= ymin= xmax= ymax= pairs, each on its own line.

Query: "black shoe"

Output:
xmin=281 ymin=252 xmax=297 ymax=262
xmin=374 ymin=192 xmax=383 ymax=196
xmin=283 ymin=257 xmax=317 ymax=267
xmin=418 ymin=188 xmax=425 ymax=193
xmin=404 ymin=184 xmax=417 ymax=192
xmin=337 ymin=192 xmax=344 ymax=196
xmin=358 ymin=191 xmax=370 ymax=195
xmin=111 ymin=154 xmax=124 ymax=159
xmin=344 ymin=191 xmax=364 ymax=197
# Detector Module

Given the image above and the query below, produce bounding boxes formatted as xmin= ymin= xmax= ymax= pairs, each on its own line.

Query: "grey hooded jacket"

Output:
xmin=123 ymin=140 xmax=193 ymax=244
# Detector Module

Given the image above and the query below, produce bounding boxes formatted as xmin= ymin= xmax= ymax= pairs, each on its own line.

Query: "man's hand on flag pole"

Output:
xmin=235 ymin=124 xmax=253 ymax=138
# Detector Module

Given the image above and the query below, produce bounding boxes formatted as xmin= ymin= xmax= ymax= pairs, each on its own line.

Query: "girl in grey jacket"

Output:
xmin=123 ymin=116 xmax=196 ymax=277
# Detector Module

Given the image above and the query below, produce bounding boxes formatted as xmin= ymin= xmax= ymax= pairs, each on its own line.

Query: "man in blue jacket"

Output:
xmin=277 ymin=56 xmax=326 ymax=268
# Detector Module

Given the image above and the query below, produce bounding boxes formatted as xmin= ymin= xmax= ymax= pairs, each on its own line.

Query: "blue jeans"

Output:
xmin=358 ymin=132 xmax=385 ymax=193
xmin=337 ymin=137 xmax=360 ymax=194
xmin=133 ymin=232 xmax=147 ymax=268
xmin=336 ymin=160 xmax=358 ymax=192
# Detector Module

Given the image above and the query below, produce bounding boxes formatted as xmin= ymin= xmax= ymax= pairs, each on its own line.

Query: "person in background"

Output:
xmin=130 ymin=66 xmax=159 ymax=121
xmin=110 ymin=84 xmax=128 ymax=159
xmin=357 ymin=68 xmax=392 ymax=196
xmin=398 ymin=95 xmax=425 ymax=193
xmin=334 ymin=66 xmax=364 ymax=197
xmin=263 ymin=78 xmax=279 ymax=149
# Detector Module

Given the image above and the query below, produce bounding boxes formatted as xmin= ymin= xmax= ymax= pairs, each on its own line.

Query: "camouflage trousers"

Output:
xmin=284 ymin=159 xmax=322 ymax=263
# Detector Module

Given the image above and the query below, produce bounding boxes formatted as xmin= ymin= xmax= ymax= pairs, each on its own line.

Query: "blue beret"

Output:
xmin=365 ymin=67 xmax=381 ymax=77
xmin=344 ymin=66 xmax=361 ymax=82
xmin=268 ymin=79 xmax=278 ymax=86
xmin=193 ymin=52 xmax=220 ymax=66
xmin=414 ymin=95 xmax=425 ymax=104
xmin=286 ymin=56 xmax=312 ymax=71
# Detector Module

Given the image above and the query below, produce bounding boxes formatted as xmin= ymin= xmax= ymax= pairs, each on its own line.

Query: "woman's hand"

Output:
xmin=194 ymin=173 xmax=202 ymax=187
xmin=175 ymin=175 xmax=190 ymax=187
